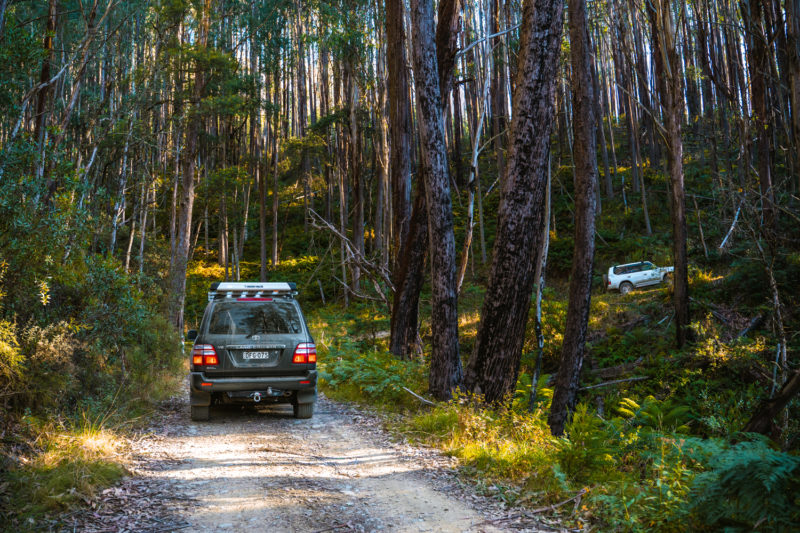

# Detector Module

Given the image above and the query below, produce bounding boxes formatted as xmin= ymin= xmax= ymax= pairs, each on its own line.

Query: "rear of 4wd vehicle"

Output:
xmin=188 ymin=282 xmax=317 ymax=421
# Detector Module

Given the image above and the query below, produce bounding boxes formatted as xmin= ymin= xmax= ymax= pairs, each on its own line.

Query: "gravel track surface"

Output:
xmin=62 ymin=394 xmax=560 ymax=532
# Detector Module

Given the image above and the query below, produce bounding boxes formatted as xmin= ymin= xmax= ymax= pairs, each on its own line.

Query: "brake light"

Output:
xmin=192 ymin=344 xmax=218 ymax=366
xmin=293 ymin=343 xmax=316 ymax=364
xmin=236 ymin=297 xmax=273 ymax=301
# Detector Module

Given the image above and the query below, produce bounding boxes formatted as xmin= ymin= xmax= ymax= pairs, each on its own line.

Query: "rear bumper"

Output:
xmin=189 ymin=370 xmax=317 ymax=406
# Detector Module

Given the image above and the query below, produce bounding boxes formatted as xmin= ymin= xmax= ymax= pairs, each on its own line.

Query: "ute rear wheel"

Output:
xmin=619 ymin=281 xmax=634 ymax=295
xmin=191 ymin=405 xmax=210 ymax=421
xmin=293 ymin=402 xmax=314 ymax=419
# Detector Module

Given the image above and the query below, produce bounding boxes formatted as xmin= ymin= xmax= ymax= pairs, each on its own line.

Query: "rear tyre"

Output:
xmin=293 ymin=402 xmax=314 ymax=419
xmin=191 ymin=405 xmax=210 ymax=421
xmin=619 ymin=281 xmax=633 ymax=295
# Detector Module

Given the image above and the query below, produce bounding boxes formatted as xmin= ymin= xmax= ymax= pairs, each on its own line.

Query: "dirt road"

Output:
xmin=64 ymin=395 xmax=552 ymax=532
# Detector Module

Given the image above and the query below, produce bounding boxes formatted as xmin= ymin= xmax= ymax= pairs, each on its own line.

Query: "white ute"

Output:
xmin=605 ymin=261 xmax=674 ymax=295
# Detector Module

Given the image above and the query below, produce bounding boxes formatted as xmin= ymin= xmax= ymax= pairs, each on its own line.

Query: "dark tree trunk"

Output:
xmin=548 ymin=0 xmax=597 ymax=437
xmin=788 ymin=0 xmax=800 ymax=196
xmin=464 ymin=0 xmax=564 ymax=403
xmin=386 ymin=0 xmax=418 ymax=357
xmin=34 ymin=0 xmax=58 ymax=149
xmin=409 ymin=0 xmax=462 ymax=400
xmin=490 ymin=0 xmax=508 ymax=179
xmin=647 ymin=0 xmax=692 ymax=348
xmin=742 ymin=0 xmax=776 ymax=227
xmin=386 ymin=0 xmax=413 ymax=263
xmin=168 ymin=0 xmax=209 ymax=333
xmin=259 ymin=107 xmax=269 ymax=282
xmin=389 ymin=0 xmax=460 ymax=359
xmin=389 ymin=187 xmax=427 ymax=357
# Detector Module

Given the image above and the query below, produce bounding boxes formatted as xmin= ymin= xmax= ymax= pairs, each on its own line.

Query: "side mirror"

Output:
xmin=187 ymin=329 xmax=198 ymax=342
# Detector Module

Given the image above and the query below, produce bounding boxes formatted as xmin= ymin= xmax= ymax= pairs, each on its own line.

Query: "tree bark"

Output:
xmin=464 ymin=0 xmax=565 ymax=403
xmin=389 ymin=187 xmax=427 ymax=357
xmin=409 ymin=0 xmax=462 ymax=399
xmin=167 ymin=0 xmax=209 ymax=333
xmin=389 ymin=0 xmax=460 ymax=359
xmin=647 ymin=0 xmax=692 ymax=348
xmin=548 ymin=0 xmax=597 ymax=436
xmin=742 ymin=0 xmax=776 ymax=227
xmin=386 ymin=0 xmax=413 ymax=265
xmin=787 ymin=0 xmax=800 ymax=196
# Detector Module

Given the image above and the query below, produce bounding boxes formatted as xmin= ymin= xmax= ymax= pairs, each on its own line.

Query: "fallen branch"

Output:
xmin=580 ymin=376 xmax=649 ymax=391
xmin=309 ymin=209 xmax=394 ymax=299
xmin=309 ymin=209 xmax=393 ymax=311
xmin=719 ymin=199 xmax=744 ymax=250
xmin=736 ymin=314 xmax=765 ymax=339
xmin=743 ymin=369 xmax=800 ymax=436
xmin=529 ymin=488 xmax=589 ymax=514
xmin=690 ymin=297 xmax=729 ymax=325
xmin=402 ymin=386 xmax=436 ymax=406
xmin=589 ymin=357 xmax=644 ymax=380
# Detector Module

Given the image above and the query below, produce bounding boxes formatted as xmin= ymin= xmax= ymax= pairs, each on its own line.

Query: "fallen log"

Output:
xmin=580 ymin=376 xmax=649 ymax=391
xmin=743 ymin=370 xmax=800 ymax=436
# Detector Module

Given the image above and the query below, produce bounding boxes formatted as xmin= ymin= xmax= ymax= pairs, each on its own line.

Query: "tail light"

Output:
xmin=292 ymin=343 xmax=316 ymax=364
xmin=192 ymin=344 xmax=218 ymax=367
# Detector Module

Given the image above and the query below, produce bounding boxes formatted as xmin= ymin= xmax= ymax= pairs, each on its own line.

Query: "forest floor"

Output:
xmin=57 ymin=393 xmax=563 ymax=533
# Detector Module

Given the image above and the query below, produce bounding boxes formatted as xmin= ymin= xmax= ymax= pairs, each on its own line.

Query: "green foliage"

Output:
xmin=558 ymin=404 xmax=616 ymax=483
xmin=616 ymin=396 xmax=692 ymax=434
xmin=317 ymin=336 xmax=426 ymax=409
xmin=0 ymin=317 xmax=23 ymax=396
xmin=687 ymin=437 xmax=800 ymax=531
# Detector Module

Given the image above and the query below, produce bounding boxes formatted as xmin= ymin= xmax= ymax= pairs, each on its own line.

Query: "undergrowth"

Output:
xmin=310 ymin=296 xmax=800 ymax=532
xmin=3 ymin=412 xmax=129 ymax=529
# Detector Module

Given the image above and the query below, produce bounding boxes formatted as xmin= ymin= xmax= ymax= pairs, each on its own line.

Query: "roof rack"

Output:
xmin=208 ymin=282 xmax=298 ymax=302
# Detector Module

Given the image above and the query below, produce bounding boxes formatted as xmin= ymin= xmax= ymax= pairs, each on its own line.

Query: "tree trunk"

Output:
xmin=409 ymin=0 xmax=462 ymax=400
xmin=386 ymin=0 xmax=413 ymax=267
xmin=34 ymin=0 xmax=58 ymax=189
xmin=167 ymin=0 xmax=209 ymax=334
xmin=0 ymin=0 xmax=9 ymax=40
xmin=647 ymin=0 xmax=692 ymax=348
xmin=389 ymin=0 xmax=460 ymax=359
xmin=787 ymin=0 xmax=800 ymax=196
xmin=464 ymin=0 xmax=565 ymax=403
xmin=742 ymin=0 xmax=776 ymax=227
xmin=389 ymin=187 xmax=427 ymax=357
xmin=260 ymin=71 xmax=269 ymax=281
xmin=272 ymin=67 xmax=280 ymax=268
xmin=548 ymin=0 xmax=598 ymax=436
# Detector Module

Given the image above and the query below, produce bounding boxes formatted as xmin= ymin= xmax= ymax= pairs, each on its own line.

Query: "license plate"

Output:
xmin=243 ymin=351 xmax=272 ymax=360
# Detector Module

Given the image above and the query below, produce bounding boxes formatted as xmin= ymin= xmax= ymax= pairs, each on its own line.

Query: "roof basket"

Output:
xmin=208 ymin=282 xmax=298 ymax=302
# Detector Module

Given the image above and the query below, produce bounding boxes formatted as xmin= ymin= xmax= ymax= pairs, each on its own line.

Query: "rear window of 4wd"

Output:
xmin=208 ymin=301 xmax=302 ymax=336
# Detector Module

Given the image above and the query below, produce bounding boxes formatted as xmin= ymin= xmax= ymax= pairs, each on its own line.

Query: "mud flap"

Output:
xmin=191 ymin=389 xmax=211 ymax=407
xmin=294 ymin=388 xmax=317 ymax=405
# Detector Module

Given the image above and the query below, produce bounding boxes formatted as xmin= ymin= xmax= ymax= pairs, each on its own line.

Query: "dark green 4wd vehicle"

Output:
xmin=187 ymin=282 xmax=317 ymax=421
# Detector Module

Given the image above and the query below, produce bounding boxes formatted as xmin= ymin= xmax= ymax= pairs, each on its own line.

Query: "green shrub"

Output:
xmin=0 ymin=318 xmax=23 ymax=398
xmin=687 ymin=437 xmax=800 ymax=531
xmin=558 ymin=403 xmax=616 ymax=483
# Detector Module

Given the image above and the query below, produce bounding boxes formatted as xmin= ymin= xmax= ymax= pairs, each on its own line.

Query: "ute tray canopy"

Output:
xmin=208 ymin=282 xmax=298 ymax=302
